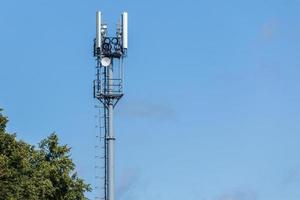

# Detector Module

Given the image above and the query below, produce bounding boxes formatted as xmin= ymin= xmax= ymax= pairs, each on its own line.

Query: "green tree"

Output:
xmin=0 ymin=109 xmax=91 ymax=200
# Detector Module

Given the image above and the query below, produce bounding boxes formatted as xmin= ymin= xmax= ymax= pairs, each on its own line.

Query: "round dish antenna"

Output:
xmin=101 ymin=57 xmax=111 ymax=66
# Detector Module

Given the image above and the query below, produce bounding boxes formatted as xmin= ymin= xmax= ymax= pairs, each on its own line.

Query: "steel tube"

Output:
xmin=107 ymin=63 xmax=115 ymax=200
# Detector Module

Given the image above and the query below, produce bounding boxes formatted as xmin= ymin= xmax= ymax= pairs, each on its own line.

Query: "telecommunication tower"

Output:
xmin=93 ymin=11 xmax=128 ymax=200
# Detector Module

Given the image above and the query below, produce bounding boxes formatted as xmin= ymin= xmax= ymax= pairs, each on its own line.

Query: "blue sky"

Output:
xmin=1 ymin=0 xmax=300 ymax=200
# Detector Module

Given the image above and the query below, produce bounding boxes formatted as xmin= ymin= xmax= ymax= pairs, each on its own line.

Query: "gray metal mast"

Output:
xmin=93 ymin=11 xmax=128 ymax=200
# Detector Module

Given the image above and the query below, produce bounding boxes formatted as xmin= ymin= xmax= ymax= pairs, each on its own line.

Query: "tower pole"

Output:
xmin=107 ymin=63 xmax=115 ymax=200
xmin=93 ymin=11 xmax=128 ymax=200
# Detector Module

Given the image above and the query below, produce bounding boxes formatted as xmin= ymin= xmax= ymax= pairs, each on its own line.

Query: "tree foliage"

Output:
xmin=0 ymin=109 xmax=91 ymax=200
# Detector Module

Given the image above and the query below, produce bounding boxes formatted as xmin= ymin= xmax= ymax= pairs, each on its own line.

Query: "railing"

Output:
xmin=94 ymin=78 xmax=123 ymax=98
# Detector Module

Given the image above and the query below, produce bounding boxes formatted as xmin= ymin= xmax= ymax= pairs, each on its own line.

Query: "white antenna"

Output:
xmin=96 ymin=11 xmax=102 ymax=50
xmin=122 ymin=12 xmax=128 ymax=49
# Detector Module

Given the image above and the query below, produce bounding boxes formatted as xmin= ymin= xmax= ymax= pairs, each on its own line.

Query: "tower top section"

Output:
xmin=94 ymin=11 xmax=128 ymax=59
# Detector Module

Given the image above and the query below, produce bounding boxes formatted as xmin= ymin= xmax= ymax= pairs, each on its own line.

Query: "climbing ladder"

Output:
xmin=94 ymin=102 xmax=108 ymax=200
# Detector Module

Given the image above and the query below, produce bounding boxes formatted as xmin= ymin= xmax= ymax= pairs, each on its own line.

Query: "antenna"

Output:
xmin=96 ymin=11 xmax=102 ymax=50
xmin=93 ymin=11 xmax=128 ymax=200
xmin=122 ymin=12 xmax=128 ymax=49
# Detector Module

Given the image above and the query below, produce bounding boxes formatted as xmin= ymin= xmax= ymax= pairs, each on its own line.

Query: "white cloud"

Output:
xmin=216 ymin=191 xmax=257 ymax=200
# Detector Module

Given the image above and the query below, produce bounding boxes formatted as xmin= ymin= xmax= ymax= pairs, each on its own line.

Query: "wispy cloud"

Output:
xmin=116 ymin=168 xmax=140 ymax=200
xmin=118 ymin=100 xmax=176 ymax=121
xmin=260 ymin=18 xmax=280 ymax=41
xmin=215 ymin=191 xmax=258 ymax=200
xmin=282 ymin=167 xmax=300 ymax=185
